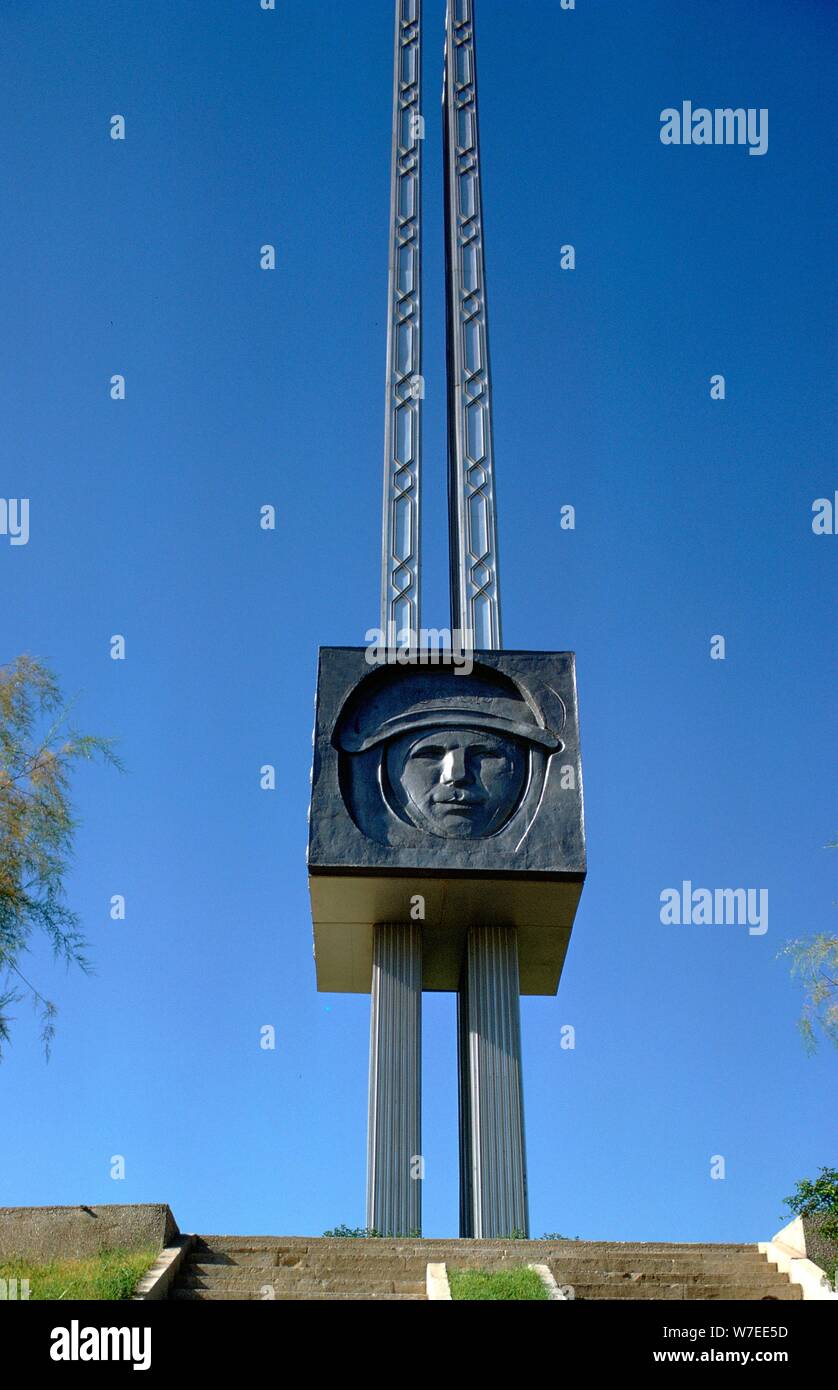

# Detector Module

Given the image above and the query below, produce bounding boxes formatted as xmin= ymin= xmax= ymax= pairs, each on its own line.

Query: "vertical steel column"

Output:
xmin=458 ymin=926 xmax=529 ymax=1237
xmin=367 ymin=924 xmax=423 ymax=1236
xmin=443 ymin=0 xmax=502 ymax=650
xmin=369 ymin=1 xmax=424 ymax=1244
xmin=445 ymin=2 xmax=525 ymax=1241
xmin=380 ymin=0 xmax=423 ymax=649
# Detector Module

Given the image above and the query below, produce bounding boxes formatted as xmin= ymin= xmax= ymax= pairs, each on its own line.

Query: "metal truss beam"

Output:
xmin=444 ymin=0 xmax=502 ymax=651
xmin=380 ymin=0 xmax=423 ymax=648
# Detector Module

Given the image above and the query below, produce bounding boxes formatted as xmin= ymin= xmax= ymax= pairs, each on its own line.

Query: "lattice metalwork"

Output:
xmin=443 ymin=0 xmax=502 ymax=650
xmin=380 ymin=0 xmax=423 ymax=648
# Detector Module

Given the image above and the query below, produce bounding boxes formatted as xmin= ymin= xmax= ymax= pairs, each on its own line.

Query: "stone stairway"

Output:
xmin=169 ymin=1237 xmax=802 ymax=1301
xmin=170 ymin=1237 xmax=428 ymax=1300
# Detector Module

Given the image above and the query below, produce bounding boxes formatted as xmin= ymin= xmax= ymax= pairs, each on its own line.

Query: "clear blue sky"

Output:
xmin=1 ymin=0 xmax=835 ymax=1241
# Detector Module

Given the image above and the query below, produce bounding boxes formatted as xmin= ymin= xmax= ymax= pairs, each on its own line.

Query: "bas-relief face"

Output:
xmin=384 ymin=726 xmax=528 ymax=840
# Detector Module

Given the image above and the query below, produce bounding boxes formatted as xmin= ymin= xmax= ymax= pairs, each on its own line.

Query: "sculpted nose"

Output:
xmin=441 ymin=748 xmax=469 ymax=785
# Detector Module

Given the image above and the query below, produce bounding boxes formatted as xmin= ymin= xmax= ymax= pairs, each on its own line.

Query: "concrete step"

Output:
xmin=170 ymin=1288 xmax=425 ymax=1301
xmin=184 ymin=1252 xmax=771 ymax=1277
xmin=545 ymin=1262 xmax=788 ymax=1284
xmin=185 ymin=1252 xmax=283 ymax=1268
xmin=169 ymin=1236 xmax=796 ymax=1303
xmin=565 ymin=1284 xmax=802 ymax=1301
xmin=192 ymin=1237 xmax=761 ymax=1257
xmin=182 ymin=1259 xmax=774 ymax=1286
xmin=181 ymin=1259 xmax=429 ymax=1279
xmin=179 ymin=1274 xmax=427 ymax=1294
xmin=182 ymin=1265 xmax=424 ymax=1282
xmin=184 ymin=1255 xmax=428 ymax=1272
xmin=178 ymin=1286 xmax=420 ymax=1298
xmin=434 ymin=1254 xmax=771 ymax=1273
xmin=171 ymin=1279 xmax=798 ymax=1302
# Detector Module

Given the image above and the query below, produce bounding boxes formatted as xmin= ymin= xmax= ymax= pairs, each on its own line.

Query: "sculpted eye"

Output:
xmin=412 ymin=746 xmax=444 ymax=759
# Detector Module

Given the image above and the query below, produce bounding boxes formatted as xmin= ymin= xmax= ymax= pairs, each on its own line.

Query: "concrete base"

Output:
xmin=0 ymin=1204 xmax=178 ymax=1262
xmin=760 ymin=1217 xmax=838 ymax=1300
xmin=311 ymin=874 xmax=579 ymax=994
xmin=133 ymin=1237 xmax=195 ymax=1300
xmin=426 ymin=1262 xmax=452 ymax=1300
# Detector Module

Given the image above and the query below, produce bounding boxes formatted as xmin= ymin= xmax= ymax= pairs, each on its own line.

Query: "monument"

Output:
xmin=307 ymin=0 xmax=587 ymax=1239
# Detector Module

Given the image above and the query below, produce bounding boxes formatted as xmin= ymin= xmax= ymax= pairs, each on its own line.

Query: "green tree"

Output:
xmin=0 ymin=654 xmax=120 ymax=1058
xmin=783 ymin=1168 xmax=838 ymax=1242
xmin=782 ymin=1167 xmax=838 ymax=1286
xmin=779 ymin=839 xmax=838 ymax=1054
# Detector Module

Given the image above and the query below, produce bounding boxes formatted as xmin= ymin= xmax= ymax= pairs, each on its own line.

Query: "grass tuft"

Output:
xmin=448 ymin=1266 xmax=549 ymax=1301
xmin=0 ymin=1245 xmax=159 ymax=1300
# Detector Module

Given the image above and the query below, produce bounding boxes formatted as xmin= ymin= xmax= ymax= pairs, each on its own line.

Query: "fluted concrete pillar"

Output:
xmin=458 ymin=925 xmax=529 ymax=1237
xmin=366 ymin=923 xmax=422 ymax=1236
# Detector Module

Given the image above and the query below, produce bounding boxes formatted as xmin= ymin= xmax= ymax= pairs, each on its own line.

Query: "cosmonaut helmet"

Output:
xmin=335 ymin=669 xmax=563 ymax=755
